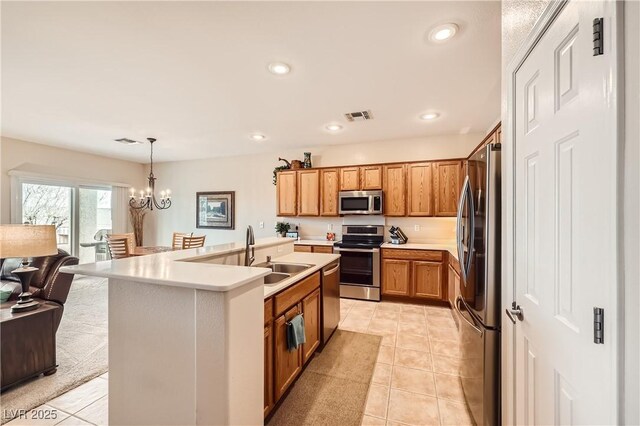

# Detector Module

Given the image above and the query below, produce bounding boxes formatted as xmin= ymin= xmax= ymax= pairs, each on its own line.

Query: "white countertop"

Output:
xmin=263 ymin=252 xmax=340 ymax=299
xmin=60 ymin=237 xmax=296 ymax=292
xmin=381 ymin=241 xmax=459 ymax=261
xmin=294 ymin=239 xmax=336 ymax=247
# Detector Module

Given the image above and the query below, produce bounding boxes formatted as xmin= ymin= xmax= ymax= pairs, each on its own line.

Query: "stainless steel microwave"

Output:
xmin=338 ymin=191 xmax=383 ymax=215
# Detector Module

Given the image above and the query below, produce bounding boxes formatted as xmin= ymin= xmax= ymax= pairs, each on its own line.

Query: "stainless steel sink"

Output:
xmin=264 ymin=272 xmax=290 ymax=285
xmin=254 ymin=261 xmax=313 ymax=285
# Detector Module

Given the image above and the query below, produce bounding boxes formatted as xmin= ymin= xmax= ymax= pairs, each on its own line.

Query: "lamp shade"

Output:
xmin=0 ymin=225 xmax=58 ymax=259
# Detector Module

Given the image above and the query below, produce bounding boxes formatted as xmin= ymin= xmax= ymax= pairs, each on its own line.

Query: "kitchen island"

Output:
xmin=60 ymin=238 xmax=339 ymax=426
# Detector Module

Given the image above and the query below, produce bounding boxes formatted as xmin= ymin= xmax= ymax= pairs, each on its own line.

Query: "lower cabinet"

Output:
xmin=381 ymin=249 xmax=446 ymax=302
xmin=274 ymin=304 xmax=303 ymax=401
xmin=294 ymin=244 xmax=333 ymax=254
xmin=265 ymin=272 xmax=322 ymax=417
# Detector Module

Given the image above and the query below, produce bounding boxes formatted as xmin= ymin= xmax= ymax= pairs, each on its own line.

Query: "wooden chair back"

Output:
xmin=106 ymin=237 xmax=131 ymax=259
xmin=182 ymin=235 xmax=206 ymax=249
xmin=108 ymin=233 xmax=136 ymax=252
xmin=172 ymin=232 xmax=192 ymax=250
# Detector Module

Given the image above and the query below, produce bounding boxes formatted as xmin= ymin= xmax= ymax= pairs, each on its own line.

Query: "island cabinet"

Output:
xmin=277 ymin=171 xmax=297 ymax=216
xmin=297 ymin=169 xmax=320 ymax=216
xmin=267 ymin=272 xmax=321 ymax=413
xmin=381 ymin=249 xmax=446 ymax=302
xmin=433 ymin=161 xmax=463 ymax=216
xmin=320 ymin=169 xmax=339 ymax=216
xmin=264 ymin=299 xmax=274 ymax=417
xmin=383 ymin=164 xmax=406 ymax=216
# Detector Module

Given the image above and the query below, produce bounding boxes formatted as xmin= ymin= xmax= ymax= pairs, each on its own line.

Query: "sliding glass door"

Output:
xmin=17 ymin=180 xmax=112 ymax=262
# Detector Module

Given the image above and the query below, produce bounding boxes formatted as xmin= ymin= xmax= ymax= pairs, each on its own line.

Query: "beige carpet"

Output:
xmin=1 ymin=276 xmax=108 ymax=424
xmin=267 ymin=329 xmax=382 ymax=426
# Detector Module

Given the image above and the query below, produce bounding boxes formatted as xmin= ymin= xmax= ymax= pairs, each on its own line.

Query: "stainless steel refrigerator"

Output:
xmin=454 ymin=143 xmax=501 ymax=426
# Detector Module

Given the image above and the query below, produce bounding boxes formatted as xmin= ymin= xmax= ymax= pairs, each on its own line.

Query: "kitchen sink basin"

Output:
xmin=264 ymin=272 xmax=290 ymax=285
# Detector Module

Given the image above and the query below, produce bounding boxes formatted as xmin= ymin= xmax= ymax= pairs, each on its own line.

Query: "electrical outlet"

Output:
xmin=414 ymin=224 xmax=420 ymax=232
xmin=327 ymin=224 xmax=333 ymax=231
xmin=259 ymin=221 xmax=264 ymax=229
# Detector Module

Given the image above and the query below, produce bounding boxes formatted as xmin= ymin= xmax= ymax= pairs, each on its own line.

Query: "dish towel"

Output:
xmin=287 ymin=314 xmax=306 ymax=351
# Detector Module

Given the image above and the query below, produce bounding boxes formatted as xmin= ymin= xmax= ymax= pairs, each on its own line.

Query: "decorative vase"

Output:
xmin=303 ymin=152 xmax=312 ymax=168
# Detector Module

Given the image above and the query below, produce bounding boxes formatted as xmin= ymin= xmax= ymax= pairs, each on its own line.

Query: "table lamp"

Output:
xmin=0 ymin=225 xmax=58 ymax=312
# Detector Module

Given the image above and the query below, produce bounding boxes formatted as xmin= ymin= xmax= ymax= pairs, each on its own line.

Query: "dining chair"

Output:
xmin=182 ymin=235 xmax=206 ymax=249
xmin=172 ymin=232 xmax=192 ymax=250
xmin=106 ymin=237 xmax=132 ymax=259
xmin=108 ymin=232 xmax=136 ymax=253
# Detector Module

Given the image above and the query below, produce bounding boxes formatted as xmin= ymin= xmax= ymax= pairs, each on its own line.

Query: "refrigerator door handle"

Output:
xmin=455 ymin=296 xmax=483 ymax=335
xmin=456 ymin=176 xmax=469 ymax=278
xmin=457 ymin=177 xmax=475 ymax=284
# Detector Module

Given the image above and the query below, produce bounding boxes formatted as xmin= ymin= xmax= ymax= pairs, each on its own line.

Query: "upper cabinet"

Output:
xmin=361 ymin=166 xmax=383 ymax=190
xmin=339 ymin=167 xmax=360 ymax=191
xmin=383 ymin=164 xmax=406 ymax=216
xmin=276 ymin=171 xmax=297 ymax=216
xmin=320 ymin=169 xmax=339 ymax=216
xmin=297 ymin=169 xmax=320 ymax=216
xmin=434 ymin=161 xmax=462 ymax=216
xmin=407 ymin=162 xmax=433 ymax=216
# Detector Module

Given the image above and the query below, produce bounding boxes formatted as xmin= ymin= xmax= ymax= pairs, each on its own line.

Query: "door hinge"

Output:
xmin=594 ymin=307 xmax=604 ymax=344
xmin=593 ymin=18 xmax=604 ymax=56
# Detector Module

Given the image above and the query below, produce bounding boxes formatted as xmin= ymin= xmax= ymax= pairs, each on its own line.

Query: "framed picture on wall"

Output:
xmin=196 ymin=191 xmax=235 ymax=229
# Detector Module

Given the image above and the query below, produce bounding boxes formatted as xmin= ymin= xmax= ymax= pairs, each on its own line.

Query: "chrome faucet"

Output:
xmin=245 ymin=225 xmax=255 ymax=266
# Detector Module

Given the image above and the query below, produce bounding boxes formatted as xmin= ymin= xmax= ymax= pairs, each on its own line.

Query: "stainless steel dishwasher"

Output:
xmin=321 ymin=260 xmax=340 ymax=346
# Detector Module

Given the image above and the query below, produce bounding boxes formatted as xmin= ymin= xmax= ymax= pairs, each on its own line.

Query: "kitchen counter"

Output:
xmin=381 ymin=241 xmax=459 ymax=261
xmin=263 ymin=252 xmax=340 ymax=299
xmin=294 ymin=239 xmax=336 ymax=247
xmin=59 ymin=237 xmax=297 ymax=291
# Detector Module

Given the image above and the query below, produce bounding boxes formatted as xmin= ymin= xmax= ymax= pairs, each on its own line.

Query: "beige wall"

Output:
xmin=147 ymin=133 xmax=483 ymax=246
xmin=0 ymin=136 xmax=146 ymax=223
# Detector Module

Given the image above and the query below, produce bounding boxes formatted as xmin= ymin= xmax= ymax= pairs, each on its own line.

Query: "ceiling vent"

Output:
xmin=114 ymin=138 xmax=142 ymax=145
xmin=344 ymin=110 xmax=373 ymax=122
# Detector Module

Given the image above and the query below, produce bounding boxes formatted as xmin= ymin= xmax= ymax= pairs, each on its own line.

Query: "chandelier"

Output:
xmin=129 ymin=138 xmax=172 ymax=210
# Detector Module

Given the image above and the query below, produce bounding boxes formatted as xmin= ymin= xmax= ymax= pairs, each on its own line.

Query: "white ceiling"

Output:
xmin=1 ymin=1 xmax=501 ymax=163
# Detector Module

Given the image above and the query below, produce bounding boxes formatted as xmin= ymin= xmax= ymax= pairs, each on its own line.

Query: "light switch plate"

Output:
xmin=327 ymin=224 xmax=333 ymax=231
xmin=414 ymin=224 xmax=420 ymax=231
xmin=259 ymin=221 xmax=264 ymax=229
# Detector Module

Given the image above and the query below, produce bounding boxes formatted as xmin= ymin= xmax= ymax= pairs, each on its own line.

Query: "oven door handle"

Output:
xmin=334 ymin=247 xmax=379 ymax=253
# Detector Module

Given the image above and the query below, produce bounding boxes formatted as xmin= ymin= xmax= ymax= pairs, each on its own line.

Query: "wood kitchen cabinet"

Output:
xmin=302 ymin=288 xmax=321 ymax=364
xmin=407 ymin=162 xmax=434 ymax=216
xmin=434 ymin=161 xmax=462 ymax=216
xmin=320 ymin=169 xmax=339 ymax=216
xmin=297 ymin=169 xmax=320 ymax=216
xmin=264 ymin=323 xmax=274 ymax=417
xmin=383 ymin=164 xmax=406 ymax=216
xmin=274 ymin=304 xmax=302 ymax=401
xmin=276 ymin=171 xmax=297 ymax=217
xmin=381 ymin=249 xmax=446 ymax=302
xmin=381 ymin=259 xmax=411 ymax=296
xmin=339 ymin=167 xmax=360 ymax=191
xmin=294 ymin=244 xmax=333 ymax=254
xmin=361 ymin=166 xmax=383 ymax=190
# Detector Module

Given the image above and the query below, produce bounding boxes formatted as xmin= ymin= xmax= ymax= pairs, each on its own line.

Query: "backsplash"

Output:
xmin=292 ymin=216 xmax=456 ymax=243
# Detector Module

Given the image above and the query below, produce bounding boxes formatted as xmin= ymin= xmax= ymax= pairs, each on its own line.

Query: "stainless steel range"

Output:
xmin=333 ymin=225 xmax=383 ymax=302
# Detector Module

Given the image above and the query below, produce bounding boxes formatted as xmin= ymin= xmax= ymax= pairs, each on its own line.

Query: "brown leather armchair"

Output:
xmin=1 ymin=249 xmax=79 ymax=331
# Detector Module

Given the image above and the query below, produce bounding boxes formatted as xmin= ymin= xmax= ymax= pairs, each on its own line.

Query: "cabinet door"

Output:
xmin=339 ymin=167 xmax=360 ymax=191
xmin=361 ymin=166 xmax=383 ymax=190
xmin=274 ymin=304 xmax=302 ymax=400
xmin=320 ymin=169 xmax=339 ymax=216
xmin=407 ymin=162 xmax=433 ymax=216
xmin=297 ymin=169 xmax=320 ymax=216
xmin=276 ymin=171 xmax=297 ymax=216
xmin=412 ymin=261 xmax=444 ymax=300
xmin=312 ymin=245 xmax=333 ymax=254
xmin=383 ymin=164 xmax=406 ymax=216
xmin=382 ymin=259 xmax=411 ymax=296
xmin=447 ymin=264 xmax=456 ymax=307
xmin=264 ymin=323 xmax=274 ymax=418
xmin=433 ymin=161 xmax=462 ymax=216
xmin=294 ymin=245 xmax=313 ymax=253
xmin=302 ymin=288 xmax=321 ymax=364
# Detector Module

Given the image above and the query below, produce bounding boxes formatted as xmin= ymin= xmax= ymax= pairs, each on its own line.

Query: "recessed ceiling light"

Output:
xmin=250 ymin=133 xmax=267 ymax=141
xmin=268 ymin=62 xmax=291 ymax=75
xmin=325 ymin=123 xmax=343 ymax=132
xmin=419 ymin=112 xmax=440 ymax=121
xmin=429 ymin=23 xmax=459 ymax=42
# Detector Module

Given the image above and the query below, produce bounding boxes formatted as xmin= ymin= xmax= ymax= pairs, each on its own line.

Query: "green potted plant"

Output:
xmin=275 ymin=221 xmax=290 ymax=237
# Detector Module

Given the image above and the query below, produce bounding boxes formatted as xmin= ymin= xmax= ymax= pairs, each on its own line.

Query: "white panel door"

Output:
xmin=513 ymin=1 xmax=618 ymax=424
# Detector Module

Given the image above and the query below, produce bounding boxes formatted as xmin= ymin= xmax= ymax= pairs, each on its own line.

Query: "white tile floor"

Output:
xmin=7 ymin=299 xmax=472 ymax=426
xmin=338 ymin=298 xmax=474 ymax=426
